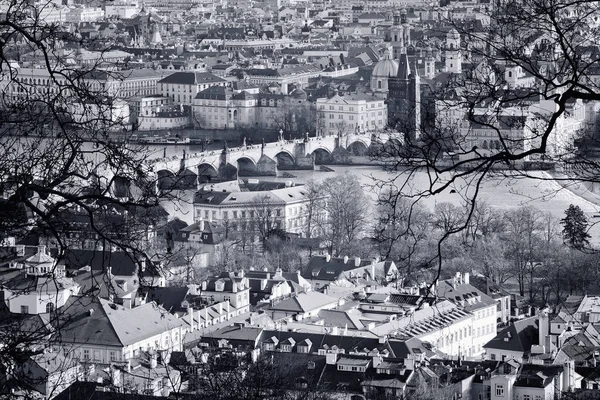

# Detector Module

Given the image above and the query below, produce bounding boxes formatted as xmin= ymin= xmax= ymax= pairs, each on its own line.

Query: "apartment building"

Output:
xmin=193 ymin=181 xmax=321 ymax=237
xmin=158 ymin=71 xmax=227 ymax=105
xmin=316 ymin=92 xmax=387 ymax=136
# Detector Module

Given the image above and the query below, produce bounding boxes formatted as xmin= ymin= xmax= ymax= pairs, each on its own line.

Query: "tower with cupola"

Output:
xmin=445 ymin=28 xmax=462 ymax=74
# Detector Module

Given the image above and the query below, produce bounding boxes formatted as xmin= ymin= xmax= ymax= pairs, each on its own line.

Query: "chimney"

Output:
xmin=343 ymin=256 xmax=349 ymax=264
xmin=150 ymin=353 xmax=158 ymax=369
xmin=325 ymin=254 xmax=331 ymax=262
xmin=226 ymin=301 xmax=230 ymax=316
xmin=371 ymin=264 xmax=375 ymax=280
xmin=200 ymin=219 xmax=205 ymax=231
xmin=325 ymin=352 xmax=338 ymax=365
xmin=188 ymin=307 xmax=195 ymax=331
xmin=238 ymin=269 xmax=245 ymax=278
xmin=539 ymin=308 xmax=549 ymax=352
xmin=563 ymin=360 xmax=575 ymax=391
xmin=275 ymin=267 xmax=282 ymax=277
xmin=354 ymin=257 xmax=361 ymax=267
xmin=218 ymin=303 xmax=223 ymax=315
xmin=261 ymin=279 xmax=268 ymax=291
xmin=463 ymin=272 xmax=470 ymax=285
xmin=197 ymin=310 xmax=203 ymax=328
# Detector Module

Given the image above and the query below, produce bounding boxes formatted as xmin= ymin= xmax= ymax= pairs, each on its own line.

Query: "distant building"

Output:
xmin=387 ymin=52 xmax=420 ymax=138
xmin=316 ymin=92 xmax=387 ymax=136
xmin=158 ymin=72 xmax=227 ymax=105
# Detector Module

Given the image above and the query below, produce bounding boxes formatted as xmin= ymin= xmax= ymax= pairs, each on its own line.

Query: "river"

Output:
xmin=151 ymin=143 xmax=600 ymax=245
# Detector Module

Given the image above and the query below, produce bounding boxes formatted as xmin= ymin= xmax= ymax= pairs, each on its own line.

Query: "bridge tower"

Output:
xmin=218 ymin=141 xmax=237 ymax=181
xmin=293 ymin=132 xmax=315 ymax=170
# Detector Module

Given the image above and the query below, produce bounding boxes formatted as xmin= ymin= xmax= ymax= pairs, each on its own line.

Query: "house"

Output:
xmin=195 ymin=271 xmax=250 ymax=313
xmin=245 ymin=267 xmax=311 ymax=305
xmin=21 ymin=350 xmax=82 ymax=398
xmin=266 ymin=291 xmax=339 ymax=321
xmin=484 ymin=316 xmax=539 ymax=363
xmin=301 ymin=255 xmax=397 ymax=290
xmin=436 ymin=272 xmax=498 ymax=356
xmin=470 ymin=274 xmax=512 ymax=324
xmin=56 ymin=296 xmax=186 ymax=363
xmin=0 ymin=246 xmax=81 ymax=315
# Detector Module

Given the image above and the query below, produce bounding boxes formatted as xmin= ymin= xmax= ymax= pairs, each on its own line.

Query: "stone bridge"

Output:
xmin=151 ymin=133 xmax=391 ymax=187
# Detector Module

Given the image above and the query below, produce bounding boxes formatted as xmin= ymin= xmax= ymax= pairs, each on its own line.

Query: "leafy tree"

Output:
xmin=560 ymin=204 xmax=591 ymax=250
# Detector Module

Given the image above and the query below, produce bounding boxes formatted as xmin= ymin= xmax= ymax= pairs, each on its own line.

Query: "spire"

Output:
xmin=397 ymin=53 xmax=411 ymax=80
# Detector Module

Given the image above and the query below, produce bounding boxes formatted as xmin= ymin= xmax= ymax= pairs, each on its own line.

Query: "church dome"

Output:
xmin=372 ymin=54 xmax=399 ymax=77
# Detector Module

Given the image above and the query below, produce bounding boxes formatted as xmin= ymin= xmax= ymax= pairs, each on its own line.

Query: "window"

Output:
xmin=495 ymin=384 xmax=504 ymax=396
xmin=523 ymin=394 xmax=530 ymax=400
xmin=83 ymin=349 xmax=90 ymax=360
xmin=46 ymin=302 xmax=54 ymax=313
xmin=110 ymin=351 xmax=117 ymax=362
xmin=20 ymin=305 xmax=29 ymax=314
xmin=223 ymin=211 xmax=228 ymax=219
xmin=490 ymin=353 xmax=496 ymax=360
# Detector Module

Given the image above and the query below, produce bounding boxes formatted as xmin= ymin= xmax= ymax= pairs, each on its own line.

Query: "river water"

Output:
xmin=11 ymin=139 xmax=596 ymax=243
xmin=151 ymin=141 xmax=600 ymax=244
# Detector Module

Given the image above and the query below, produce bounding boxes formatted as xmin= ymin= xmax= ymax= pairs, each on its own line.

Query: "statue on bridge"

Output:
xmin=278 ymin=129 xmax=284 ymax=143
xmin=242 ymin=136 xmax=247 ymax=149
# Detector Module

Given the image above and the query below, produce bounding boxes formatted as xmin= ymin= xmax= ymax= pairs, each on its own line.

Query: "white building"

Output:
xmin=157 ymin=72 xmax=226 ymax=105
xmin=1 ymin=246 xmax=81 ymax=315
xmin=193 ymin=181 xmax=323 ymax=237
xmin=105 ymin=0 xmax=141 ymax=18
xmin=317 ymin=93 xmax=387 ymax=136
xmin=66 ymin=6 xmax=104 ymax=23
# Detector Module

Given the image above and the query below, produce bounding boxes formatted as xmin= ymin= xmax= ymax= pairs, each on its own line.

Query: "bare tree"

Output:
xmin=372 ymin=0 xmax=600 ymax=284
xmin=318 ymin=174 xmax=370 ymax=256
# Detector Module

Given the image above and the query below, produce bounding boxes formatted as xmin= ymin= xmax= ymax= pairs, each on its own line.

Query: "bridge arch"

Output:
xmin=347 ymin=140 xmax=369 ymax=156
xmin=275 ymin=150 xmax=295 ymax=169
xmin=176 ymin=168 xmax=198 ymax=190
xmin=157 ymin=169 xmax=176 ymax=192
xmin=197 ymin=163 xmax=218 ymax=183
xmin=312 ymin=147 xmax=332 ymax=165
xmin=236 ymin=156 xmax=258 ymax=176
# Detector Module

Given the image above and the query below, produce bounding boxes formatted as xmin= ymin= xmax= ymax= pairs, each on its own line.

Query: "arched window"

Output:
xmin=482 ymin=140 xmax=488 ymax=149
xmin=378 ymin=80 xmax=382 ymax=89
xmin=46 ymin=302 xmax=55 ymax=313
xmin=394 ymin=34 xmax=398 ymax=42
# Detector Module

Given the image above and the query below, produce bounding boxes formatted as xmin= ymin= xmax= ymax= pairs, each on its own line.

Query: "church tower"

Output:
xmin=387 ymin=53 xmax=421 ymax=139
xmin=401 ymin=8 xmax=411 ymax=53
xmin=445 ymin=28 xmax=462 ymax=74
xmin=425 ymin=46 xmax=435 ymax=79
xmin=390 ymin=10 xmax=404 ymax=60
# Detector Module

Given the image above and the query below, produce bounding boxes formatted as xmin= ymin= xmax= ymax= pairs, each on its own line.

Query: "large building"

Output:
xmin=192 ymin=86 xmax=313 ymax=131
xmin=193 ymin=180 xmax=324 ymax=238
xmin=316 ymin=92 xmax=387 ymax=136
xmin=157 ymin=72 xmax=227 ymax=105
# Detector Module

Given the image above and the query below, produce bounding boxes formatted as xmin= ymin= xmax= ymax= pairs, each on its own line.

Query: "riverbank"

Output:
xmin=546 ymin=170 xmax=600 ymax=212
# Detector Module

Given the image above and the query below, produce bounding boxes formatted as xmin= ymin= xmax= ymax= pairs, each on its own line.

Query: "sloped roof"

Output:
xmin=302 ymin=256 xmax=379 ymax=281
xmin=158 ymin=71 xmax=225 ymax=85
xmin=268 ymin=292 xmax=338 ymax=313
xmin=99 ymin=298 xmax=185 ymax=346
xmin=484 ymin=316 xmax=538 ymax=353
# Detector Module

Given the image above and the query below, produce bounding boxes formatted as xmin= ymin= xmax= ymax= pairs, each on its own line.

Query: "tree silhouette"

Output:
xmin=560 ymin=204 xmax=591 ymax=250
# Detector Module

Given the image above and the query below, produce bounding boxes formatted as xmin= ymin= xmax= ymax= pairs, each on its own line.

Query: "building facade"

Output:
xmin=316 ymin=93 xmax=387 ymax=136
